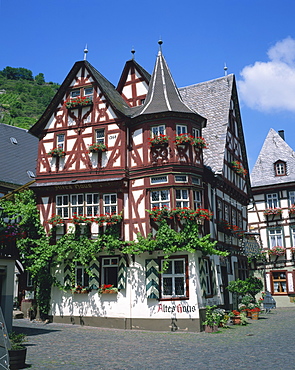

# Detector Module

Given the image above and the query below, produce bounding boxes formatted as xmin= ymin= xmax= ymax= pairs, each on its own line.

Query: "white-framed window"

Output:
xmin=271 ymin=271 xmax=287 ymax=294
xmin=57 ymin=134 xmax=65 ymax=150
xmin=289 ymin=191 xmax=295 ymax=206
xmin=70 ymin=194 xmax=84 ymax=216
xmin=275 ymin=161 xmax=286 ymax=176
xmin=291 ymin=228 xmax=295 ymax=246
xmin=103 ymin=194 xmax=117 ymax=214
xmin=86 ymin=193 xmax=99 ymax=217
xmin=192 ymin=176 xmax=200 ymax=185
xmin=176 ymin=125 xmax=187 ymax=136
xmin=193 ymin=190 xmax=202 ymax=209
xmin=192 ymin=128 xmax=200 ymax=138
xmin=232 ymin=209 xmax=237 ymax=226
xmin=96 ymin=129 xmax=105 ymax=144
xmin=70 ymin=89 xmax=80 ymax=98
xmin=204 ymin=259 xmax=212 ymax=296
xmin=161 ymin=258 xmax=187 ymax=298
xmin=75 ymin=262 xmax=89 ymax=287
xmin=224 ymin=204 xmax=229 ymax=222
xmin=217 ymin=199 xmax=223 ymax=221
xmin=175 ymin=189 xmax=189 ymax=208
xmin=56 ymin=195 xmax=69 ymax=218
xmin=150 ymin=176 xmax=168 ymax=184
xmin=151 ymin=125 xmax=165 ymax=136
xmin=56 ymin=193 xmax=100 ymax=219
xmin=269 ymin=229 xmax=283 ymax=248
xmin=266 ymin=193 xmax=279 ymax=208
xmin=237 ymin=212 xmax=243 ymax=229
xmin=175 ymin=175 xmax=187 ymax=182
xmin=84 ymin=87 xmax=93 ymax=97
xmin=101 ymin=257 xmax=119 ymax=287
xmin=151 ymin=190 xmax=170 ymax=209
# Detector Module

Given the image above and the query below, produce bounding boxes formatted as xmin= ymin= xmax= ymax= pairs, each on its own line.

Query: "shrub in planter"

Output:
xmin=8 ymin=332 xmax=27 ymax=370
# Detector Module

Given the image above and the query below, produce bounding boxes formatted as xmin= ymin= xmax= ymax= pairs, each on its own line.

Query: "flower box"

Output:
xmin=174 ymin=134 xmax=194 ymax=145
xmin=263 ymin=208 xmax=282 ymax=216
xmin=47 ymin=214 xmax=64 ymax=226
xmin=148 ymin=134 xmax=169 ymax=147
xmin=230 ymin=161 xmax=247 ymax=176
xmin=70 ymin=285 xmax=91 ymax=294
xmin=268 ymin=246 xmax=286 ymax=256
xmin=98 ymin=284 xmax=118 ymax=294
xmin=289 ymin=206 xmax=295 ymax=216
xmin=65 ymin=96 xmax=93 ymax=109
xmin=192 ymin=137 xmax=208 ymax=149
xmin=48 ymin=148 xmax=65 ymax=158
xmin=88 ymin=143 xmax=107 ymax=153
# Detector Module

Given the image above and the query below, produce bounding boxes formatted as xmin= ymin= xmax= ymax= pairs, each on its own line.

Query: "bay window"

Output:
xmin=151 ymin=189 xmax=170 ymax=209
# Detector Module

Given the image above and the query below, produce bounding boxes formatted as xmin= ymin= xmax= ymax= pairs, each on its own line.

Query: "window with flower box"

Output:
xmin=161 ymin=257 xmax=188 ymax=299
xmin=176 ymin=125 xmax=187 ymax=136
xmin=268 ymin=228 xmax=283 ymax=249
xmin=289 ymin=191 xmax=295 ymax=206
xmin=175 ymin=189 xmax=189 ymax=208
xmin=151 ymin=125 xmax=165 ymax=136
xmin=151 ymin=189 xmax=170 ymax=209
xmin=75 ymin=262 xmax=89 ymax=287
xmin=266 ymin=193 xmax=279 ymax=208
xmin=95 ymin=129 xmax=105 ymax=144
xmin=57 ymin=134 xmax=65 ymax=150
xmin=192 ymin=128 xmax=200 ymax=138
xmin=103 ymin=194 xmax=117 ymax=214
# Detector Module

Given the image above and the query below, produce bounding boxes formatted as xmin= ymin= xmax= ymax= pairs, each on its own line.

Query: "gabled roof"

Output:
xmin=180 ymin=74 xmax=244 ymax=174
xmin=0 ymin=123 xmax=38 ymax=188
xmin=117 ymin=59 xmax=151 ymax=94
xmin=132 ymin=50 xmax=196 ymax=117
xmin=251 ymin=128 xmax=295 ymax=187
xmin=30 ymin=60 xmax=132 ymax=137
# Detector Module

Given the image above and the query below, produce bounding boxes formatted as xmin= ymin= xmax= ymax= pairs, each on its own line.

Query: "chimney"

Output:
xmin=278 ymin=130 xmax=285 ymax=140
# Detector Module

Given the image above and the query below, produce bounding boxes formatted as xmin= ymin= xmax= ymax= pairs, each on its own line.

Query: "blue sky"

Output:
xmin=1 ymin=0 xmax=295 ymax=171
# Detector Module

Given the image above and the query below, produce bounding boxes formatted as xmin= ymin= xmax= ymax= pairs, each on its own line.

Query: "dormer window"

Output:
xmin=70 ymin=89 xmax=80 ymax=98
xmin=274 ymin=161 xmax=286 ymax=176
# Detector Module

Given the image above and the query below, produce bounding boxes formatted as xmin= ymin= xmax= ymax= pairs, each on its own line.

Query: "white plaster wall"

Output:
xmin=50 ymin=252 xmax=203 ymax=321
xmin=122 ymin=85 xmax=132 ymax=99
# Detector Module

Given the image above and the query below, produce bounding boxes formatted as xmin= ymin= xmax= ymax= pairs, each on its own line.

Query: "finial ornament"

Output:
xmin=84 ymin=45 xmax=88 ymax=61
xmin=158 ymin=39 xmax=163 ymax=53
xmin=131 ymin=48 xmax=135 ymax=60
xmin=224 ymin=63 xmax=228 ymax=76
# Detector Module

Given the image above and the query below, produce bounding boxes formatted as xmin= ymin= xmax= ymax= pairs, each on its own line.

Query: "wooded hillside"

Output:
xmin=0 ymin=66 xmax=60 ymax=130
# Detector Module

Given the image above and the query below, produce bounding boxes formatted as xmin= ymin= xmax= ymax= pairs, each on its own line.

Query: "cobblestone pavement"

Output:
xmin=12 ymin=308 xmax=295 ymax=369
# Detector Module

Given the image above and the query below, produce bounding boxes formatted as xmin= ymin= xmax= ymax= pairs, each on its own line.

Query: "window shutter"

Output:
xmin=89 ymin=259 xmax=100 ymax=289
xmin=117 ymin=256 xmax=126 ymax=289
xmin=210 ymin=260 xmax=217 ymax=296
xmin=146 ymin=259 xmax=159 ymax=299
xmin=199 ymin=258 xmax=206 ymax=297
xmin=64 ymin=260 xmax=72 ymax=288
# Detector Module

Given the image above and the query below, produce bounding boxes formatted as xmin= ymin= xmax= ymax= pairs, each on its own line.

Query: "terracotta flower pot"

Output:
xmin=232 ymin=316 xmax=241 ymax=325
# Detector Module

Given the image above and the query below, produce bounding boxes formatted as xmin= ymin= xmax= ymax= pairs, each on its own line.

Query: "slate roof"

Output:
xmin=133 ymin=50 xmax=195 ymax=117
xmin=251 ymin=128 xmax=295 ymax=187
xmin=0 ymin=123 xmax=38 ymax=188
xmin=179 ymin=74 xmax=236 ymax=174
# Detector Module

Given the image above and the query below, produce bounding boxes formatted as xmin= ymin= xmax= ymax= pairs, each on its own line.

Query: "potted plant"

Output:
xmin=229 ymin=310 xmax=241 ymax=325
xmin=202 ymin=305 xmax=221 ymax=332
xmin=268 ymin=246 xmax=286 ymax=256
xmin=263 ymin=208 xmax=283 ymax=216
xmin=88 ymin=143 xmax=107 ymax=153
xmin=174 ymin=134 xmax=193 ymax=147
xmin=70 ymin=285 xmax=91 ymax=294
xmin=230 ymin=160 xmax=247 ymax=176
xmin=47 ymin=147 xmax=66 ymax=158
xmin=8 ymin=332 xmax=27 ymax=370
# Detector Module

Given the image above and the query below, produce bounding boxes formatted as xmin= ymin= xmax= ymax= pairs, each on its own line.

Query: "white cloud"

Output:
xmin=238 ymin=37 xmax=295 ymax=112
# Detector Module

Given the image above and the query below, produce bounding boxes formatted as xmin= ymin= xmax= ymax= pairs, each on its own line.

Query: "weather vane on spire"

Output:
xmin=131 ymin=48 xmax=135 ymax=60
xmin=158 ymin=39 xmax=163 ymax=53
xmin=84 ymin=45 xmax=88 ymax=61
xmin=224 ymin=63 xmax=228 ymax=76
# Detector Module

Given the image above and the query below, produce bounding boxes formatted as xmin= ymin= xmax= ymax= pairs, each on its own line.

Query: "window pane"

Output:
xmin=175 ymin=277 xmax=184 ymax=295
xmin=174 ymin=260 xmax=184 ymax=274
xmin=163 ymin=277 xmax=172 ymax=295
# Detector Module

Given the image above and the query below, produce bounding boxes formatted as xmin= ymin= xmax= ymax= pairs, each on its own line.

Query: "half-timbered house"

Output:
xmin=248 ymin=129 xmax=295 ymax=307
xmin=29 ymin=44 xmax=251 ymax=331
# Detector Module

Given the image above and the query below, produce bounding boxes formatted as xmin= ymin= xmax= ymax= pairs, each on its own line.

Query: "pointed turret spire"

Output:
xmin=133 ymin=41 xmax=194 ymax=117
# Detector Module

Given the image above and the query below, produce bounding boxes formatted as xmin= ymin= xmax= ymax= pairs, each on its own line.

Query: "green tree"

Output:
xmin=227 ymin=276 xmax=263 ymax=300
xmin=35 ymin=73 xmax=45 ymax=85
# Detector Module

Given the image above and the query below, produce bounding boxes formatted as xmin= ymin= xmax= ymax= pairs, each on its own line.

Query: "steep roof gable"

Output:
xmin=30 ymin=60 xmax=132 ymax=137
xmin=180 ymin=74 xmax=245 ymax=174
xmin=251 ymin=128 xmax=295 ymax=187
xmin=132 ymin=49 xmax=195 ymax=117
xmin=117 ymin=59 xmax=151 ymax=94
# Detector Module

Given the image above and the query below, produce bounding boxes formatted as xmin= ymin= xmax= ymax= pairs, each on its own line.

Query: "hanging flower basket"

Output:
xmin=88 ymin=143 xmax=107 ymax=153
xmin=263 ymin=208 xmax=282 ymax=216
xmin=192 ymin=137 xmax=208 ymax=149
xmin=47 ymin=214 xmax=64 ymax=226
xmin=268 ymin=246 xmax=286 ymax=256
xmin=48 ymin=148 xmax=66 ymax=158
xmin=148 ymin=134 xmax=169 ymax=147
xmin=230 ymin=161 xmax=247 ymax=176
xmin=65 ymin=96 xmax=93 ymax=109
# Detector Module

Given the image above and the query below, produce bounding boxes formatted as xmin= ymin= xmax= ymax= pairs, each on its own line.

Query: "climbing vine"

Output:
xmin=0 ymin=190 xmax=228 ymax=318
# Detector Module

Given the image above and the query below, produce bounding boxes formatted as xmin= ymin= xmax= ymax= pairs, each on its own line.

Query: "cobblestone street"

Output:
xmin=13 ymin=308 xmax=295 ymax=369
